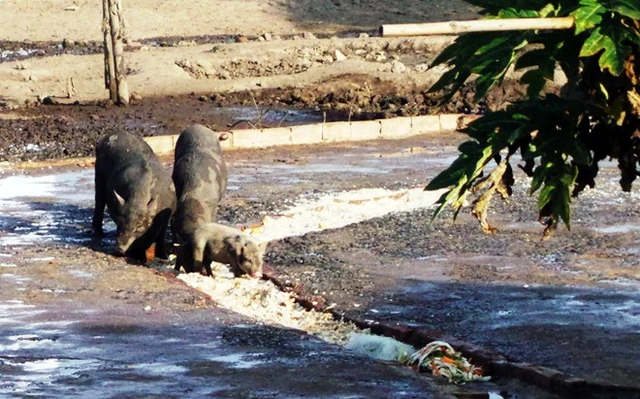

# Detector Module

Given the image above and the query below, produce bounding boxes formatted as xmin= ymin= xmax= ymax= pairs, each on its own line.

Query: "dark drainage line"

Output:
xmin=263 ymin=267 xmax=640 ymax=399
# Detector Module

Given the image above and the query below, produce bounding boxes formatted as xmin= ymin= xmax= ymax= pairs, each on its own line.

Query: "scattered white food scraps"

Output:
xmin=170 ymin=187 xmax=486 ymax=384
xmin=406 ymin=341 xmax=490 ymax=384
xmin=176 ymin=264 xmax=490 ymax=385
xmin=177 ymin=263 xmax=359 ymax=345
xmin=241 ymin=187 xmax=444 ymax=242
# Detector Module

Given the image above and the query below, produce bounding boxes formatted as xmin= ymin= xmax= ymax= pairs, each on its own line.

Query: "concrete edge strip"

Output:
xmin=144 ymin=113 xmax=478 ymax=155
xmin=263 ymin=268 xmax=640 ymax=399
xmin=0 ymin=113 xmax=474 ymax=170
xmin=0 ymin=114 xmax=479 ymax=169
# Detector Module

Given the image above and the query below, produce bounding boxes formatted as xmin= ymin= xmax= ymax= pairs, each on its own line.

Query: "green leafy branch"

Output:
xmin=425 ymin=0 xmax=639 ymax=238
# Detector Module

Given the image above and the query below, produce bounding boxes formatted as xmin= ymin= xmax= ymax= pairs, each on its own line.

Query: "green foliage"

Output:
xmin=426 ymin=0 xmax=639 ymax=238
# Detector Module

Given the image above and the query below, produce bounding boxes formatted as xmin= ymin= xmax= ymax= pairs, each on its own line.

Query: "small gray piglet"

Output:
xmin=175 ymin=222 xmax=266 ymax=279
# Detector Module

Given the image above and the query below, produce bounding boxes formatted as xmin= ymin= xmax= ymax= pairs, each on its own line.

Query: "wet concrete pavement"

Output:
xmin=0 ymin=293 xmax=439 ymax=398
xmin=0 ymin=134 xmax=638 ymax=397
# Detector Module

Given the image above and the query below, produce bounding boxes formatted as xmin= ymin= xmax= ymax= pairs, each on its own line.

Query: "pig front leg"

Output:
xmin=92 ymin=174 xmax=106 ymax=237
xmin=153 ymin=208 xmax=172 ymax=260
xmin=192 ymin=238 xmax=210 ymax=276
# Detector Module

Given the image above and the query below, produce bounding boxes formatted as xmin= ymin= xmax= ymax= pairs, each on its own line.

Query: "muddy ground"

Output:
xmin=0 ymin=78 xmax=518 ymax=162
xmin=1 ymin=0 xmax=638 ymax=397
xmin=1 ymin=136 xmax=638 ymax=397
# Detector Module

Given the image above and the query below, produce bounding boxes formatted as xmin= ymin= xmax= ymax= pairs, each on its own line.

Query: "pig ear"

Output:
xmin=256 ymin=241 xmax=268 ymax=254
xmin=223 ymin=237 xmax=236 ymax=255
xmin=114 ymin=190 xmax=126 ymax=207
xmin=224 ymin=235 xmax=241 ymax=256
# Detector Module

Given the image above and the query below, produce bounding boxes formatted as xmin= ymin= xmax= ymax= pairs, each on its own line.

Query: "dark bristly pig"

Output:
xmin=92 ymin=130 xmax=177 ymax=262
xmin=176 ymin=222 xmax=266 ymax=278
xmin=172 ymin=124 xmax=228 ymax=269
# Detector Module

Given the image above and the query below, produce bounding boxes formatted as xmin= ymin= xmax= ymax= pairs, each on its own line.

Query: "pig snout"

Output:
xmin=244 ymin=264 xmax=263 ymax=279
xmin=250 ymin=270 xmax=263 ymax=279
xmin=116 ymin=234 xmax=136 ymax=256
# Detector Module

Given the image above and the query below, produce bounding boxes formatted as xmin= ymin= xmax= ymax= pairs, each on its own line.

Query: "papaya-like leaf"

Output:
xmin=567 ymin=138 xmax=592 ymax=165
xmin=429 ymin=32 xmax=529 ymax=101
xmin=580 ymin=25 xmax=632 ymax=75
xmin=498 ymin=8 xmax=540 ymax=18
xmin=530 ymin=163 xmax=549 ymax=194
xmin=571 ymin=0 xmax=606 ymax=34
xmin=425 ymin=154 xmax=477 ymax=191
xmin=538 ymin=183 xmax=556 ymax=209
xmin=607 ymin=0 xmax=640 ymax=19
xmin=425 ymin=0 xmax=636 ymax=238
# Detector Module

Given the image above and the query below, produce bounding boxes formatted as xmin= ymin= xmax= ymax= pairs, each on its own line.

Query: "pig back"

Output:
xmin=172 ymin=125 xmax=228 ymax=227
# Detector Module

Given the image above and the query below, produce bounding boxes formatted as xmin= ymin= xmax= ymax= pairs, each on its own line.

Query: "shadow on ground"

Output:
xmin=357 ymin=280 xmax=640 ymax=388
xmin=0 ymin=303 xmax=438 ymax=398
xmin=279 ymin=0 xmax=482 ymax=32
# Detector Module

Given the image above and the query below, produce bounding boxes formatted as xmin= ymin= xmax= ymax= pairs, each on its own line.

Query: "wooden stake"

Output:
xmin=102 ymin=0 xmax=116 ymax=99
xmin=108 ymin=0 xmax=129 ymax=105
xmin=380 ymin=17 xmax=575 ymax=37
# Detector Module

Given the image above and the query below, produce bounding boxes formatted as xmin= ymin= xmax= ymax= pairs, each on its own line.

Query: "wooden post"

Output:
xmin=102 ymin=0 xmax=116 ymax=99
xmin=102 ymin=0 xmax=130 ymax=105
xmin=380 ymin=17 xmax=575 ymax=37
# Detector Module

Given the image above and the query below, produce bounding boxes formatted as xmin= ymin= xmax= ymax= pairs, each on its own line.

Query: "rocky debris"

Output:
xmin=390 ymin=60 xmax=407 ymax=74
xmin=177 ymin=40 xmax=197 ymax=47
xmin=334 ymin=49 xmax=347 ymax=61
xmin=175 ymin=58 xmax=216 ymax=79
xmin=235 ymin=35 xmax=249 ymax=43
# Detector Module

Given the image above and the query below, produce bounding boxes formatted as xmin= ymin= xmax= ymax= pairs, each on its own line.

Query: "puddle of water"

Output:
xmin=593 ymin=224 xmax=640 ymax=234
xmin=486 ymin=290 xmax=640 ymax=330
xmin=598 ymin=277 xmax=640 ymax=289
xmin=262 ymin=162 xmax=391 ymax=175
xmin=208 ymin=353 xmax=268 ymax=369
xmin=0 ymin=170 xmax=93 ymax=203
xmin=2 ymin=357 xmax=102 ymax=395
xmin=1 ymin=273 xmax=32 ymax=283
xmin=212 ymin=107 xmax=323 ymax=128
xmin=0 ymin=232 xmax=59 ymax=246
xmin=0 ymin=48 xmax=42 ymax=61
xmin=131 ymin=362 xmax=189 ymax=375
xmin=0 ymin=301 xmax=46 ymax=326
xmin=0 ymin=170 xmax=95 ymax=246
xmin=0 ymin=335 xmax=59 ymax=352
xmin=68 ymin=269 xmax=94 ymax=279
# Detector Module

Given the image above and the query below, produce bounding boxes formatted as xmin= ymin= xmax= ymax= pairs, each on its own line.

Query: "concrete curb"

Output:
xmin=263 ymin=268 xmax=640 ymax=399
xmin=144 ymin=114 xmax=478 ymax=156
xmin=0 ymin=113 xmax=474 ymax=170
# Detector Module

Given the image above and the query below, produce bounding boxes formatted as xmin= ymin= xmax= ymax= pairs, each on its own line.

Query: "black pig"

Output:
xmin=172 ymin=124 xmax=228 ymax=248
xmin=92 ymin=130 xmax=176 ymax=261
